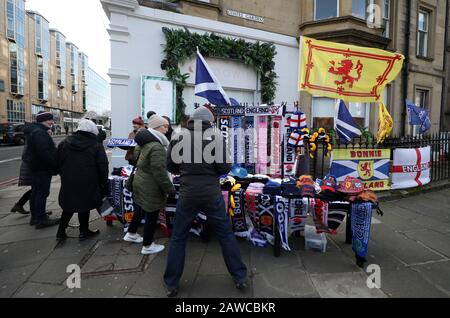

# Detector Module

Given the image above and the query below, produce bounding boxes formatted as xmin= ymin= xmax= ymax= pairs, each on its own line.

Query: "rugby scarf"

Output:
xmin=351 ymin=202 xmax=373 ymax=261
xmin=328 ymin=201 xmax=351 ymax=231
xmin=313 ymin=199 xmax=337 ymax=235
xmin=268 ymin=116 xmax=282 ymax=178
xmin=244 ymin=116 xmax=256 ymax=174
xmin=257 ymin=194 xmax=275 ymax=245
xmin=256 ymin=116 xmax=268 ymax=175
xmin=275 ymin=196 xmax=291 ymax=251
xmin=230 ymin=188 xmax=249 ymax=238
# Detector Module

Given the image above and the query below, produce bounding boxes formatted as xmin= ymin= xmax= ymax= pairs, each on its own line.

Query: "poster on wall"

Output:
xmin=141 ymin=76 xmax=176 ymax=122
xmin=330 ymin=149 xmax=391 ymax=191
xmin=391 ymin=146 xmax=431 ymax=190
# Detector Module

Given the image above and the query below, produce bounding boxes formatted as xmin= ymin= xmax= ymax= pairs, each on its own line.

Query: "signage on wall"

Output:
xmin=141 ymin=76 xmax=176 ymax=123
xmin=226 ymin=9 xmax=264 ymax=23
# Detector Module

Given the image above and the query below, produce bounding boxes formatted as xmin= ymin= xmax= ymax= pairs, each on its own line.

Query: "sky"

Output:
xmin=25 ymin=0 xmax=110 ymax=81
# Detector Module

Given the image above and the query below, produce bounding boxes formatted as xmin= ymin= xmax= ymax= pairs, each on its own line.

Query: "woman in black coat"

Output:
xmin=56 ymin=119 xmax=109 ymax=241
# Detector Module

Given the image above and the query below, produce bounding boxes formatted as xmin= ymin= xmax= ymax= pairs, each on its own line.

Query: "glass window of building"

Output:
xmin=314 ymin=0 xmax=339 ymax=21
xmin=8 ymin=0 xmax=26 ymax=96
xmin=417 ymin=10 xmax=430 ymax=57
xmin=352 ymin=0 xmax=371 ymax=19
xmin=55 ymin=32 xmax=66 ymax=87
xmin=35 ymin=14 xmax=49 ymax=101
xmin=383 ymin=0 xmax=391 ymax=38
xmin=6 ymin=0 xmax=15 ymax=39
xmin=68 ymin=44 xmax=79 ymax=92
xmin=415 ymin=89 xmax=430 ymax=109
xmin=7 ymin=100 xmax=25 ymax=124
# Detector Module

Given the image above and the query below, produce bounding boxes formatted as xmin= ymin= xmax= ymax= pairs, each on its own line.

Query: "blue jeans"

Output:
xmin=30 ymin=171 xmax=52 ymax=221
xmin=164 ymin=196 xmax=248 ymax=290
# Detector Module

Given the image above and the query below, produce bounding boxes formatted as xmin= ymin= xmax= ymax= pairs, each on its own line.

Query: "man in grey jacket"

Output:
xmin=164 ymin=106 xmax=248 ymax=297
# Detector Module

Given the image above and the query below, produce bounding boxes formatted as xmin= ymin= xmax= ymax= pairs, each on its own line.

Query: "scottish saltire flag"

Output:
xmin=195 ymin=49 xmax=239 ymax=106
xmin=406 ymin=100 xmax=432 ymax=134
xmin=334 ymin=100 xmax=361 ymax=142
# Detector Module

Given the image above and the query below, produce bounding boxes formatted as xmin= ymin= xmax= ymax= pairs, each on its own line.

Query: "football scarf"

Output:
xmin=244 ymin=116 xmax=256 ymax=174
xmin=289 ymin=198 xmax=308 ymax=233
xmin=107 ymin=176 xmax=126 ymax=225
xmin=351 ymin=202 xmax=373 ymax=261
xmin=245 ymin=186 xmax=263 ymax=231
xmin=232 ymin=116 xmax=244 ymax=165
xmin=313 ymin=199 xmax=337 ymax=235
xmin=268 ymin=116 xmax=283 ymax=178
xmin=275 ymin=196 xmax=291 ymax=251
xmin=249 ymin=229 xmax=269 ymax=248
xmin=218 ymin=116 xmax=232 ymax=161
xmin=287 ymin=132 xmax=304 ymax=148
xmin=230 ymin=188 xmax=249 ymax=238
xmin=283 ymin=120 xmax=296 ymax=177
xmin=256 ymin=116 xmax=268 ymax=175
xmin=257 ymin=194 xmax=275 ymax=244
xmin=328 ymin=201 xmax=351 ymax=231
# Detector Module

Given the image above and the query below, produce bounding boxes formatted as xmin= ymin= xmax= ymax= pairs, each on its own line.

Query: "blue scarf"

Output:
xmin=351 ymin=202 xmax=373 ymax=261
xmin=275 ymin=196 xmax=291 ymax=251
xmin=231 ymin=189 xmax=249 ymax=238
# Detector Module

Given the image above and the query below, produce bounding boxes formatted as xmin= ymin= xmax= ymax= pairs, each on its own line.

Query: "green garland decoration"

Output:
xmin=161 ymin=27 xmax=278 ymax=123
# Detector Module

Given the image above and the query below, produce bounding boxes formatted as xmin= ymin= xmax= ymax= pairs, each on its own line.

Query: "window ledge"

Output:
xmin=416 ymin=55 xmax=434 ymax=62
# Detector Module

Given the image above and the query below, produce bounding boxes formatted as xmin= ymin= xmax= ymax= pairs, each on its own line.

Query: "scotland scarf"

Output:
xmin=351 ymin=202 xmax=373 ymax=261
xmin=232 ymin=116 xmax=244 ymax=165
xmin=257 ymin=194 xmax=275 ymax=244
xmin=230 ymin=188 xmax=249 ymax=238
xmin=275 ymin=196 xmax=291 ymax=251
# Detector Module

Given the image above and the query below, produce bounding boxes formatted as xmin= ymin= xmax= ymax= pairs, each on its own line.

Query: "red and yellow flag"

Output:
xmin=299 ymin=36 xmax=404 ymax=102
xmin=377 ymin=102 xmax=393 ymax=144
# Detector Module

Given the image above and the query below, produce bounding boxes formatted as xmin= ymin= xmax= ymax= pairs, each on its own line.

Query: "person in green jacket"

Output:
xmin=124 ymin=115 xmax=174 ymax=255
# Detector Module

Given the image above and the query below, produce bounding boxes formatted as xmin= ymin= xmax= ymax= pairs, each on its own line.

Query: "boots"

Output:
xmin=78 ymin=212 xmax=100 ymax=241
xmin=11 ymin=204 xmax=30 ymax=215
xmin=56 ymin=211 xmax=73 ymax=241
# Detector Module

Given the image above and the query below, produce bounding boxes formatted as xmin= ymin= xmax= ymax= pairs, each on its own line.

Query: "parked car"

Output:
xmin=0 ymin=123 xmax=26 ymax=146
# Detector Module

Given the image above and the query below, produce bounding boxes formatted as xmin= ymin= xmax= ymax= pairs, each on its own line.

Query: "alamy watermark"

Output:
xmin=66 ymin=264 xmax=81 ymax=289
xmin=366 ymin=264 xmax=381 ymax=289
xmin=366 ymin=4 xmax=384 ymax=29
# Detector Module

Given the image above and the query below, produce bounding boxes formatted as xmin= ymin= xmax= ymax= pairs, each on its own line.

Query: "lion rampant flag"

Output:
xmin=377 ymin=102 xmax=393 ymax=144
xmin=299 ymin=36 xmax=404 ymax=102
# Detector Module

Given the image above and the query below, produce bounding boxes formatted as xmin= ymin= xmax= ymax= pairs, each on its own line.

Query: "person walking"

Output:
xmin=123 ymin=115 xmax=174 ymax=255
xmin=64 ymin=124 xmax=69 ymax=136
xmin=163 ymin=106 xmax=248 ymax=297
xmin=97 ymin=126 xmax=107 ymax=145
xmin=56 ymin=119 xmax=109 ymax=241
xmin=125 ymin=117 xmax=145 ymax=165
xmin=26 ymin=111 xmax=61 ymax=228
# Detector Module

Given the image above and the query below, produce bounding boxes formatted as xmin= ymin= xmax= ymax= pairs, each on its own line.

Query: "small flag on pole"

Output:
xmin=377 ymin=102 xmax=393 ymax=144
xmin=334 ymin=100 xmax=362 ymax=142
xmin=406 ymin=100 xmax=431 ymax=134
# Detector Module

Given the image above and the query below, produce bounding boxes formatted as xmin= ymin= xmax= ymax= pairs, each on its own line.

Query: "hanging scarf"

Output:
xmin=287 ymin=132 xmax=305 ymax=148
xmin=287 ymin=112 xmax=308 ymax=130
xmin=351 ymin=202 xmax=373 ymax=261
xmin=244 ymin=116 xmax=256 ymax=174
xmin=249 ymin=229 xmax=269 ymax=248
xmin=328 ymin=201 xmax=351 ymax=231
xmin=313 ymin=199 xmax=337 ymax=235
xmin=245 ymin=185 xmax=263 ymax=230
xmin=232 ymin=116 xmax=244 ymax=165
xmin=275 ymin=196 xmax=291 ymax=251
xmin=289 ymin=198 xmax=307 ymax=233
xmin=218 ymin=116 xmax=232 ymax=162
xmin=230 ymin=188 xmax=249 ymax=238
xmin=268 ymin=117 xmax=282 ymax=178
xmin=256 ymin=116 xmax=268 ymax=175
xmin=257 ymin=194 xmax=275 ymax=244
xmin=283 ymin=121 xmax=296 ymax=177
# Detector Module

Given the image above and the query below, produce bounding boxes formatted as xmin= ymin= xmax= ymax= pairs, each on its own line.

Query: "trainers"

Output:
xmin=141 ymin=243 xmax=165 ymax=255
xmin=123 ymin=233 xmax=144 ymax=244
xmin=167 ymin=288 xmax=179 ymax=298
xmin=11 ymin=204 xmax=30 ymax=215
xmin=235 ymin=281 xmax=248 ymax=291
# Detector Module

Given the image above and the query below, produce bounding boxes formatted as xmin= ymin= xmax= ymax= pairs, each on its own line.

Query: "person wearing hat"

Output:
xmin=123 ymin=116 xmax=174 ymax=255
xmin=55 ymin=119 xmax=109 ymax=241
xmin=164 ymin=106 xmax=248 ymax=297
xmin=23 ymin=111 xmax=61 ymax=228
xmin=125 ymin=117 xmax=146 ymax=164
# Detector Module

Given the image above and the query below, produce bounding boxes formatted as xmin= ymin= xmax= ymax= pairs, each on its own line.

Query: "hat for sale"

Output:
xmin=320 ymin=175 xmax=338 ymax=193
xmin=338 ymin=176 xmax=365 ymax=195
xmin=296 ymin=175 xmax=314 ymax=188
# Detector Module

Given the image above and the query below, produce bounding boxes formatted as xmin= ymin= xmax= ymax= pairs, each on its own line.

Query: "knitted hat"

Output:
xmin=132 ymin=116 xmax=145 ymax=126
xmin=338 ymin=176 xmax=365 ymax=194
xmin=320 ymin=175 xmax=338 ymax=193
xmin=76 ymin=119 xmax=99 ymax=136
xmin=36 ymin=111 xmax=54 ymax=123
xmin=192 ymin=105 xmax=215 ymax=122
xmin=148 ymin=115 xmax=169 ymax=129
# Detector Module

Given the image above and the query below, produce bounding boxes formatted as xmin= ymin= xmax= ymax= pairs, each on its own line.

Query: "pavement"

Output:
xmin=1 ymin=177 xmax=450 ymax=298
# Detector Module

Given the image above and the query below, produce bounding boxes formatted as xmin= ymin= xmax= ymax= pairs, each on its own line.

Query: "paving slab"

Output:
xmin=410 ymin=261 xmax=450 ymax=296
xmin=13 ymin=282 xmax=66 ymax=298
xmin=189 ymin=274 xmax=253 ymax=298
xmin=0 ymin=263 xmax=40 ymax=297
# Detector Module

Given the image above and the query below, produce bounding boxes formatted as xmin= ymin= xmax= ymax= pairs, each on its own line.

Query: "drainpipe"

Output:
xmin=401 ymin=0 xmax=412 ymax=136
xmin=440 ymin=0 xmax=449 ymax=132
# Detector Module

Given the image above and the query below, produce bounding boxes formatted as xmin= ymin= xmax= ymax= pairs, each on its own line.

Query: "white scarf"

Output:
xmin=148 ymin=128 xmax=169 ymax=150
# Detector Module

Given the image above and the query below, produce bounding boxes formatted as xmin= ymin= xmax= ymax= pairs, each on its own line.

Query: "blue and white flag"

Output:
xmin=406 ymin=100 xmax=432 ymax=134
xmin=334 ymin=100 xmax=362 ymax=142
xmin=195 ymin=49 xmax=239 ymax=106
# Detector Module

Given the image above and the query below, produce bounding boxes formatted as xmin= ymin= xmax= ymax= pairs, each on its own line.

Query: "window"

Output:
xmin=417 ymin=10 xmax=430 ymax=57
xmin=6 ymin=0 xmax=15 ymax=39
xmin=55 ymin=33 xmax=66 ymax=87
xmin=35 ymin=15 xmax=42 ymax=55
xmin=7 ymin=100 xmax=25 ymax=123
xmin=315 ymin=0 xmax=339 ymax=21
xmin=353 ymin=0 xmax=370 ymax=20
xmin=32 ymin=104 xmax=47 ymax=122
xmin=383 ymin=0 xmax=391 ymax=38
xmin=415 ymin=89 xmax=429 ymax=109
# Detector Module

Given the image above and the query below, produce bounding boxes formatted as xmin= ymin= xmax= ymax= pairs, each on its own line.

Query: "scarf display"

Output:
xmin=268 ymin=116 xmax=282 ymax=178
xmin=351 ymin=202 xmax=373 ymax=261
xmin=244 ymin=116 xmax=256 ymax=174
xmin=256 ymin=116 xmax=268 ymax=175
xmin=257 ymin=194 xmax=275 ymax=244
xmin=328 ymin=201 xmax=351 ymax=231
xmin=275 ymin=196 xmax=291 ymax=251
